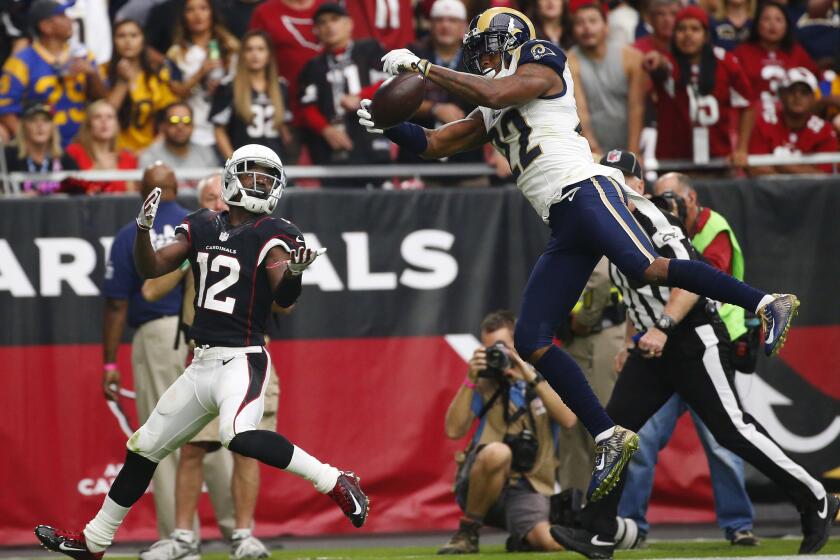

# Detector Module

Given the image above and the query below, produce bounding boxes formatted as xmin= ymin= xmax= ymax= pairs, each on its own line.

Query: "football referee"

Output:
xmin=551 ymin=152 xmax=837 ymax=559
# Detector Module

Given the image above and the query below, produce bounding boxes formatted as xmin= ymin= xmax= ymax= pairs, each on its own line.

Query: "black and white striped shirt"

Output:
xmin=609 ymin=204 xmax=701 ymax=331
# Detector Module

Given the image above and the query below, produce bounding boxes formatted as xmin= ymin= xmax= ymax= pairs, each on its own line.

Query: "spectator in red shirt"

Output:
xmin=66 ymin=100 xmax=138 ymax=193
xmin=298 ymin=3 xmax=390 ymax=183
xmin=633 ymin=0 xmax=680 ymax=55
xmin=346 ymin=0 xmax=415 ymax=51
xmin=249 ymin=0 xmax=320 ymax=105
xmin=732 ymin=1 xmax=819 ymax=110
xmin=749 ymin=66 xmax=839 ymax=175
xmin=643 ymin=6 xmax=756 ymax=167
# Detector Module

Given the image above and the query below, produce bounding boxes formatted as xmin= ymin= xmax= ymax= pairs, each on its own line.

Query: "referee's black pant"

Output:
xmin=581 ymin=305 xmax=825 ymax=538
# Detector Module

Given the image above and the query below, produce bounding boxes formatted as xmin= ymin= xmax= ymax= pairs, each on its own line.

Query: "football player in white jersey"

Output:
xmin=358 ymin=6 xmax=800 ymax=505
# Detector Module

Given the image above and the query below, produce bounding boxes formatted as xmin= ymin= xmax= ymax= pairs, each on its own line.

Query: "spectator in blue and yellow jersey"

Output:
xmin=0 ymin=0 xmax=106 ymax=146
xmin=817 ymin=64 xmax=840 ymax=136
xmin=105 ymin=19 xmax=179 ymax=154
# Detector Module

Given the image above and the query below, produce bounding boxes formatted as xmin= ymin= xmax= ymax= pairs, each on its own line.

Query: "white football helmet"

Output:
xmin=222 ymin=144 xmax=287 ymax=214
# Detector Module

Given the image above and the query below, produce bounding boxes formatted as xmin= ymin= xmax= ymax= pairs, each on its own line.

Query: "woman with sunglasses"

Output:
xmin=105 ymin=19 xmax=180 ymax=153
xmin=210 ymin=30 xmax=292 ymax=161
xmin=167 ymin=0 xmax=240 ymax=147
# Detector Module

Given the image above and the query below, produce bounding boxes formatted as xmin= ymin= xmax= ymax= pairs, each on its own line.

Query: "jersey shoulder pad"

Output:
xmin=517 ymin=40 xmax=567 ymax=77
xmin=254 ymin=216 xmax=305 ymax=252
xmin=175 ymin=208 xmax=212 ymax=240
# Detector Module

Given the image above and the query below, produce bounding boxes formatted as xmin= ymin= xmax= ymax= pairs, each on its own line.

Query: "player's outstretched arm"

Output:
xmin=382 ymin=49 xmax=558 ymax=109
xmin=431 ymin=62 xmax=557 ymax=109
xmin=133 ymin=188 xmax=190 ymax=278
xmin=264 ymin=245 xmax=327 ymax=308
xmin=423 ymin=110 xmax=489 ymax=159
xmin=358 ymin=103 xmax=488 ymax=160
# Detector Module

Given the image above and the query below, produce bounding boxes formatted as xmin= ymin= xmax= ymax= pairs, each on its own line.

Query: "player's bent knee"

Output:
xmin=643 ymin=258 xmax=670 ymax=284
xmin=126 ymin=427 xmax=166 ymax=463
xmin=514 ymin=321 xmax=553 ymax=364
xmin=220 ymin=423 xmax=240 ymax=449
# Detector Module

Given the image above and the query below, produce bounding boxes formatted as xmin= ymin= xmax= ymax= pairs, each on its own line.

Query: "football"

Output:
xmin=370 ymin=72 xmax=426 ymax=129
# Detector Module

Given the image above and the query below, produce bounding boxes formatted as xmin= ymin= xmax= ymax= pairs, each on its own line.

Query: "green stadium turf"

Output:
xmin=130 ymin=538 xmax=840 ymax=559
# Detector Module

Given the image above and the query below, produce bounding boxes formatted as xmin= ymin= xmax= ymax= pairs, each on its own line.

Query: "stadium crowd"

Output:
xmin=0 ymin=0 xmax=837 ymax=194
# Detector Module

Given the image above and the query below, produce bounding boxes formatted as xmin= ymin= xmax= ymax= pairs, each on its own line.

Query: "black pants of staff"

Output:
xmin=581 ymin=305 xmax=824 ymax=538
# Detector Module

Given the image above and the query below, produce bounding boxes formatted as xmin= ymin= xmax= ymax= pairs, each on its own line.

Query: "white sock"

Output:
xmin=83 ymin=496 xmax=130 ymax=552
xmin=285 ymin=445 xmax=340 ymax=494
xmin=595 ymin=427 xmax=615 ymax=443
xmin=171 ymin=529 xmax=195 ymax=543
xmin=755 ymin=294 xmax=775 ymax=313
xmin=231 ymin=528 xmax=252 ymax=541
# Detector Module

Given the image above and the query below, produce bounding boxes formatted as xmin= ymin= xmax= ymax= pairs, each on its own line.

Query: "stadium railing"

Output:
xmin=1 ymin=154 xmax=838 ymax=196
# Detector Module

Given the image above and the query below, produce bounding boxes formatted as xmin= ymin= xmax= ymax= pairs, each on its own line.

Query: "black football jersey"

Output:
xmin=298 ymin=39 xmax=392 ymax=165
xmin=175 ymin=208 xmax=305 ymax=347
xmin=209 ymin=79 xmax=292 ymax=162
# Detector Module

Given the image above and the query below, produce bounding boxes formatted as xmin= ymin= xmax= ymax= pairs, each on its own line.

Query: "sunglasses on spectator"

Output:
xmin=168 ymin=116 xmax=192 ymax=125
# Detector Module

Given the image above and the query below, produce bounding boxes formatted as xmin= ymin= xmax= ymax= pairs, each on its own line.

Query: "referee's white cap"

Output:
xmin=431 ymin=0 xmax=467 ymax=20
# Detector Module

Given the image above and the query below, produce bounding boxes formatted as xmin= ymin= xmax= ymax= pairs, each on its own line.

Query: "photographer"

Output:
xmin=440 ymin=311 xmax=577 ymax=555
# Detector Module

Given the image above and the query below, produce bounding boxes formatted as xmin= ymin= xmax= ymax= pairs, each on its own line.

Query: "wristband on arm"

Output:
xmin=274 ymin=274 xmax=302 ymax=308
xmin=384 ymin=122 xmax=428 ymax=154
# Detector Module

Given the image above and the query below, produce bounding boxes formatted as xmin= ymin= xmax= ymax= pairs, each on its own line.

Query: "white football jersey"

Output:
xmin=480 ymin=40 xmax=626 ymax=223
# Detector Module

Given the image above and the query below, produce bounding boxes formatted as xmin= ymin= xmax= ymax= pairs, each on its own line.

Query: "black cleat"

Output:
xmin=327 ymin=471 xmax=370 ymax=528
xmin=799 ymin=494 xmax=839 ymax=554
xmin=35 ymin=526 xmax=104 ymax=560
xmin=550 ymin=526 xmax=614 ymax=559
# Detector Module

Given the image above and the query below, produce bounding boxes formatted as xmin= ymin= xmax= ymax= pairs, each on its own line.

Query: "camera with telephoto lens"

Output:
xmin=503 ymin=429 xmax=539 ymax=473
xmin=479 ymin=342 xmax=512 ymax=380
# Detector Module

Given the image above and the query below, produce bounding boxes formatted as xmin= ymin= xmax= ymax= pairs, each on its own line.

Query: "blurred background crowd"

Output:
xmin=0 ymin=0 xmax=837 ymax=195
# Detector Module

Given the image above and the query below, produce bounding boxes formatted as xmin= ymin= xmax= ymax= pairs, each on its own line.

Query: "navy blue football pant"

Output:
xmin=514 ymin=176 xmax=768 ymax=437
xmin=515 ymin=176 xmax=658 ymax=437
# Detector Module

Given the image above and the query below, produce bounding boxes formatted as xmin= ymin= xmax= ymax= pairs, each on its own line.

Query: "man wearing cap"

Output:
xmin=399 ymin=0 xmax=487 ymax=186
xmin=568 ymin=0 xmax=645 ymax=157
xmin=749 ymin=67 xmax=839 ymax=175
xmin=298 ymin=2 xmax=390 ymax=183
xmin=0 ymin=0 xmax=105 ymax=146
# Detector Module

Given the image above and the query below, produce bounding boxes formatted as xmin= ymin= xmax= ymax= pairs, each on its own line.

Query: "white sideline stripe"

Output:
xmin=444 ymin=334 xmax=481 ymax=363
xmin=694 ymin=324 xmax=825 ymax=501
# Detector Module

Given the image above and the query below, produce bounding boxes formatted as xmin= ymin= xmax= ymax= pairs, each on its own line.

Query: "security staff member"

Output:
xmin=550 ymin=154 xmax=835 ymax=560
xmin=557 ymin=257 xmax=625 ymax=494
xmin=653 ymin=172 xmax=754 ymax=367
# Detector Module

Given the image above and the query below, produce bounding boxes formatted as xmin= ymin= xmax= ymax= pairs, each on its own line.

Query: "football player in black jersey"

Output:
xmin=35 ymin=145 xmax=369 ymax=560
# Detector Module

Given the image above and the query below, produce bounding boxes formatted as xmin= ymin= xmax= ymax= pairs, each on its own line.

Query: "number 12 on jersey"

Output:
xmin=196 ymin=252 xmax=240 ymax=314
